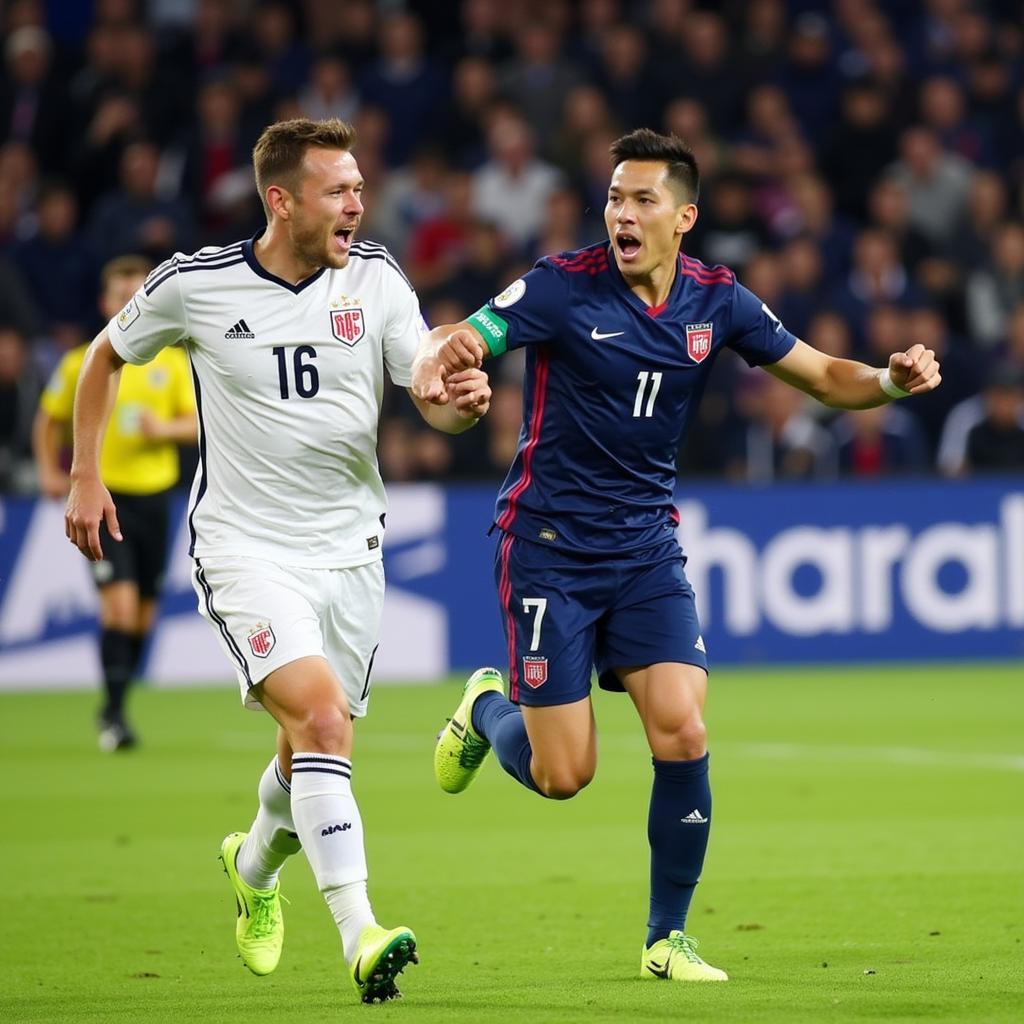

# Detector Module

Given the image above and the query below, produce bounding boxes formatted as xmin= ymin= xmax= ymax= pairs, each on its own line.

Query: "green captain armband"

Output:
xmin=466 ymin=306 xmax=509 ymax=357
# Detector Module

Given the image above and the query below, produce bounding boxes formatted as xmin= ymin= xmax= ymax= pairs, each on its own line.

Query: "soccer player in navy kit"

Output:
xmin=414 ymin=129 xmax=941 ymax=982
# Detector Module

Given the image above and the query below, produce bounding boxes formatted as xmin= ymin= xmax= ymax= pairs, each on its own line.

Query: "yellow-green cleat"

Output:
xmin=434 ymin=667 xmax=505 ymax=793
xmin=349 ymin=923 xmax=418 ymax=1003
xmin=219 ymin=831 xmax=284 ymax=976
xmin=641 ymin=931 xmax=728 ymax=982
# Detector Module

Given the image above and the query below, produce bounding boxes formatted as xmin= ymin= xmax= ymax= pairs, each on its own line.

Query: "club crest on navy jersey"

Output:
xmin=685 ymin=322 xmax=713 ymax=363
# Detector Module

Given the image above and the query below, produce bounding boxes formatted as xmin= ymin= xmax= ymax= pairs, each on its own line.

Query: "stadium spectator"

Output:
xmin=405 ymin=170 xmax=475 ymax=294
xmin=964 ymin=363 xmax=1024 ymax=473
xmin=689 ymin=173 xmax=771 ymax=271
xmin=672 ymin=10 xmax=745 ymax=131
xmin=966 ymin=221 xmax=1024 ymax=349
xmin=471 ymin=112 xmax=562 ymax=249
xmin=88 ymin=140 xmax=196 ymax=263
xmin=500 ymin=22 xmax=580 ymax=155
xmin=298 ymin=54 xmax=360 ymax=125
xmin=918 ymin=74 xmax=992 ymax=166
xmin=734 ymin=373 xmax=837 ymax=481
xmin=777 ymin=11 xmax=842 ymax=140
xmin=0 ymin=24 xmax=66 ymax=172
xmin=661 ymin=96 xmax=725 ymax=182
xmin=0 ymin=323 xmax=40 ymax=492
xmin=359 ymin=11 xmax=446 ymax=167
xmin=833 ymin=403 xmax=930 ymax=477
xmin=0 ymin=256 xmax=41 ymax=340
xmin=437 ymin=55 xmax=497 ymax=170
xmin=822 ymin=79 xmax=900 ymax=220
xmin=886 ymin=124 xmax=972 ymax=249
xmin=180 ymin=79 xmax=250 ymax=234
xmin=776 ymin=235 xmax=826 ymax=340
xmin=592 ymin=23 xmax=661 ymax=133
xmin=32 ymin=256 xmax=197 ymax=751
xmin=8 ymin=181 xmax=97 ymax=336
xmin=832 ymin=229 xmax=922 ymax=343
xmin=550 ymin=83 xmax=618 ymax=183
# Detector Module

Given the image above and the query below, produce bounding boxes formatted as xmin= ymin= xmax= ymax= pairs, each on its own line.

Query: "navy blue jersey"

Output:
xmin=467 ymin=242 xmax=797 ymax=553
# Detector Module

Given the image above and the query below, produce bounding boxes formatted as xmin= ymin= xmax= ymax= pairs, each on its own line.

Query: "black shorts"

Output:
xmin=92 ymin=490 xmax=172 ymax=599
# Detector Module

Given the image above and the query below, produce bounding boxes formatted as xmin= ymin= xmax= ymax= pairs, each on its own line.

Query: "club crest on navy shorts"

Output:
xmin=248 ymin=623 xmax=276 ymax=658
xmin=523 ymin=656 xmax=548 ymax=688
xmin=330 ymin=307 xmax=364 ymax=346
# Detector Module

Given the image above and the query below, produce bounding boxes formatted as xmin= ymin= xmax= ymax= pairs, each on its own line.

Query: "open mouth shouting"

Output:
xmin=333 ymin=224 xmax=357 ymax=253
xmin=615 ymin=231 xmax=642 ymax=262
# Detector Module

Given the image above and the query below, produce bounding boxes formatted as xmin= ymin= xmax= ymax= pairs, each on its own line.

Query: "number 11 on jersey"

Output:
xmin=633 ymin=371 xmax=663 ymax=417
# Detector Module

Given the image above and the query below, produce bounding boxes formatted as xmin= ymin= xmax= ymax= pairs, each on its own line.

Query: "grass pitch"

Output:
xmin=1 ymin=664 xmax=1022 ymax=1023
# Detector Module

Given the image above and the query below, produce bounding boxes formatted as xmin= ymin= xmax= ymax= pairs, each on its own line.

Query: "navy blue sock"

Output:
xmin=471 ymin=692 xmax=542 ymax=795
xmin=646 ymin=753 xmax=711 ymax=947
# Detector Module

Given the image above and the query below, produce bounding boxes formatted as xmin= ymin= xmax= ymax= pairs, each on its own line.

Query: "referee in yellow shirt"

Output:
xmin=33 ymin=256 xmax=198 ymax=751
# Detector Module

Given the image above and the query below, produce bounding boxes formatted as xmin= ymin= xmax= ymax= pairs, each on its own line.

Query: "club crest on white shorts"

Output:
xmin=248 ymin=623 xmax=276 ymax=658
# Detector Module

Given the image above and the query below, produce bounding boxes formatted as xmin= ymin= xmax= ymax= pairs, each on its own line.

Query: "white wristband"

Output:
xmin=879 ymin=368 xmax=911 ymax=399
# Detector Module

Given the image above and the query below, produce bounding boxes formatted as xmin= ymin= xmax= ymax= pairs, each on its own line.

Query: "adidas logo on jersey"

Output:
xmin=224 ymin=318 xmax=255 ymax=339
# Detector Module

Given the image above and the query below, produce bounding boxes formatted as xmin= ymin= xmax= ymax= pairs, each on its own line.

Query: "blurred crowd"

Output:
xmin=1 ymin=0 xmax=1024 ymax=494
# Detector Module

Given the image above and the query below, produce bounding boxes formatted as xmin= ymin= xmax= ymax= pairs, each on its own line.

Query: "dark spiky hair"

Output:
xmin=609 ymin=128 xmax=699 ymax=204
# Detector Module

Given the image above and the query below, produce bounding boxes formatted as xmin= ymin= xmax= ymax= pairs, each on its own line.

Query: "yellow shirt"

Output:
xmin=40 ymin=344 xmax=196 ymax=495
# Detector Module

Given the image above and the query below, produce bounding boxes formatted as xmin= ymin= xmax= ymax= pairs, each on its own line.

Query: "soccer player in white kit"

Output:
xmin=64 ymin=119 xmax=491 ymax=1003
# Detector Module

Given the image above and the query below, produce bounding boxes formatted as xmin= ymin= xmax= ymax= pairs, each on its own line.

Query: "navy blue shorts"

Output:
xmin=493 ymin=531 xmax=708 ymax=707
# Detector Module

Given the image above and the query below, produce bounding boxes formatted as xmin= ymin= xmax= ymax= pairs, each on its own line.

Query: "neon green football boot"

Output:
xmin=433 ymin=667 xmax=505 ymax=793
xmin=349 ymin=923 xmax=418 ymax=1003
xmin=641 ymin=931 xmax=728 ymax=982
xmin=219 ymin=831 xmax=284 ymax=976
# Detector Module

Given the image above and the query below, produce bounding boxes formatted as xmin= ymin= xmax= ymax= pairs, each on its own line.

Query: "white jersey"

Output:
xmin=108 ymin=234 xmax=423 ymax=567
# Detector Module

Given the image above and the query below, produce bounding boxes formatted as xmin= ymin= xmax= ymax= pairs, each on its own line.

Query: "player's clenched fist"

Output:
xmin=438 ymin=329 xmax=484 ymax=372
xmin=447 ymin=368 xmax=491 ymax=420
xmin=888 ymin=343 xmax=942 ymax=395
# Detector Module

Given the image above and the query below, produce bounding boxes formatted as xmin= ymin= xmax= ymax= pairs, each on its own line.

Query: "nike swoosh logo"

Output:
xmin=646 ymin=961 xmax=670 ymax=979
xmin=591 ymin=327 xmax=624 ymax=340
xmin=353 ymin=957 xmax=366 ymax=986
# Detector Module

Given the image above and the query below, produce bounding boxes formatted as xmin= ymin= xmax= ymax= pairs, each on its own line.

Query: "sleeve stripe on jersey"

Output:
xmin=144 ymin=244 xmax=245 ymax=291
xmin=349 ymin=243 xmax=414 ymax=291
xmin=679 ymin=253 xmax=733 ymax=285
xmin=145 ymin=255 xmax=246 ymax=295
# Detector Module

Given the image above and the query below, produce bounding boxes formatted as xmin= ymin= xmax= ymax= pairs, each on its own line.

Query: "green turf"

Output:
xmin=2 ymin=664 xmax=1022 ymax=1023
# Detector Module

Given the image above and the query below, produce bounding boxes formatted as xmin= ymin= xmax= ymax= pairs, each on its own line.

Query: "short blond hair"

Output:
xmin=252 ymin=118 xmax=356 ymax=217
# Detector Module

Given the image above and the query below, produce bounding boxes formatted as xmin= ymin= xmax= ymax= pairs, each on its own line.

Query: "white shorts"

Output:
xmin=191 ymin=556 xmax=385 ymax=716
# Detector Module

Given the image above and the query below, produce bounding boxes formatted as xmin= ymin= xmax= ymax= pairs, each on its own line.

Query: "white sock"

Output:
xmin=290 ymin=752 xmax=376 ymax=962
xmin=326 ymin=880 xmax=376 ymax=963
xmin=237 ymin=756 xmax=302 ymax=890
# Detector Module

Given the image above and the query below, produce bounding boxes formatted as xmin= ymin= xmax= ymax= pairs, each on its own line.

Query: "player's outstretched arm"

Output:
xmin=765 ymin=339 xmax=941 ymax=409
xmin=412 ymin=321 xmax=487 ymax=405
xmin=65 ymin=330 xmax=125 ymax=561
xmin=408 ymin=367 xmax=491 ymax=434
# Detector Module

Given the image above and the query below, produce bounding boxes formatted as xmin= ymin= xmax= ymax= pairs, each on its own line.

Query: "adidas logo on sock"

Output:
xmin=681 ymin=809 xmax=708 ymax=824
xmin=225 ymin=318 xmax=255 ymax=339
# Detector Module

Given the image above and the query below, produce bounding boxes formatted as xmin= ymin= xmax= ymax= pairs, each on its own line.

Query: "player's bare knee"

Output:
xmin=291 ymin=703 xmax=351 ymax=754
xmin=534 ymin=764 xmax=595 ymax=800
xmin=653 ymin=716 xmax=707 ymax=761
